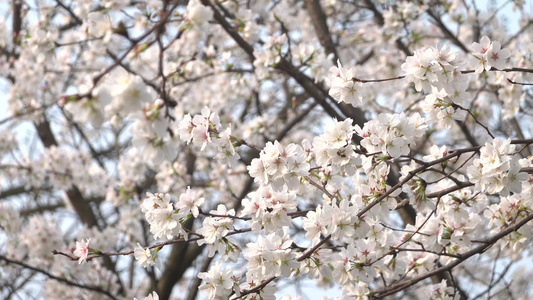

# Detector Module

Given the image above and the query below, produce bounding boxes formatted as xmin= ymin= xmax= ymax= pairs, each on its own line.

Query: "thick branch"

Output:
xmin=304 ymin=0 xmax=339 ymax=63
xmin=12 ymin=0 xmax=22 ymax=46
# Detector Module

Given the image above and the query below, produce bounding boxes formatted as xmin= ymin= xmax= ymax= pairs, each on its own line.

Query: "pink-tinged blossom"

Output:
xmin=326 ymin=60 xmax=363 ymax=106
xmin=176 ymin=187 xmax=204 ymax=218
xmin=486 ymin=41 xmax=511 ymax=70
xmin=73 ymin=238 xmax=91 ymax=264
xmin=196 ymin=205 xmax=240 ymax=261
xmin=470 ymin=36 xmax=510 ymax=73
xmin=178 ymin=107 xmax=221 ymax=151
xmin=134 ymin=243 xmax=156 ymax=268
xmin=241 ymin=185 xmax=298 ymax=233
xmin=356 ymin=113 xmax=427 ymax=158
xmin=214 ymin=126 xmax=241 ymax=168
xmin=141 ymin=193 xmax=187 ymax=240
xmin=329 ymin=246 xmax=355 ymax=286
xmin=424 ymin=280 xmax=455 ymax=300
xmin=243 ymin=230 xmax=298 ymax=280
xmin=402 ymin=45 xmax=465 ymax=93
xmin=312 ymin=118 xmax=361 ymax=175
xmin=248 ymin=141 xmax=309 ymax=191
xmin=198 ymin=261 xmax=236 ymax=300
xmin=467 ymin=138 xmax=528 ymax=196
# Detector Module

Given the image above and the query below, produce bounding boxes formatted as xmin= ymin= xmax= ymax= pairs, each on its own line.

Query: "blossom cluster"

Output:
xmin=130 ymin=99 xmax=177 ymax=167
xmin=401 ymin=36 xmax=511 ymax=131
xmin=243 ymin=230 xmax=299 ymax=281
xmin=7 ymin=215 xmax=63 ymax=261
xmin=140 ymin=193 xmax=187 ymax=240
xmin=139 ymin=190 xmax=204 ymax=241
xmin=134 ymin=243 xmax=158 ymax=269
xmin=401 ymin=44 xmax=466 ymax=94
xmin=405 ymin=188 xmax=483 ymax=253
xmin=311 ymin=118 xmax=361 ymax=174
xmin=325 ymin=60 xmax=364 ymax=106
xmin=186 ymin=0 xmax=213 ymax=29
xmin=0 ymin=203 xmax=20 ymax=237
xmin=302 ymin=199 xmax=365 ymax=244
xmin=466 ymin=138 xmax=528 ymax=196
xmin=470 ymin=36 xmax=511 ymax=73
xmin=383 ymin=2 xmax=420 ymax=36
xmin=253 ymin=34 xmax=288 ymax=79
xmin=356 ymin=112 xmax=426 ymax=158
xmin=247 ymin=141 xmax=309 ymax=191
xmin=425 ymin=280 xmax=457 ymax=300
xmin=0 ymin=130 xmax=18 ymax=155
xmin=198 ymin=261 xmax=239 ymax=299
xmin=178 ymin=106 xmax=240 ymax=167
xmin=421 ymin=88 xmax=468 ymax=129
xmin=483 ymin=192 xmax=533 ymax=257
xmin=241 ymin=185 xmax=298 ymax=233
xmin=196 ymin=204 xmax=240 ymax=261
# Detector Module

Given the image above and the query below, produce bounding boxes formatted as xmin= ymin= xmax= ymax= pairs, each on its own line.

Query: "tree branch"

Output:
xmin=0 ymin=255 xmax=118 ymax=300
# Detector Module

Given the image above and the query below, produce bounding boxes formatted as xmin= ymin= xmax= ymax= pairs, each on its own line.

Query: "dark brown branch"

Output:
xmin=12 ymin=0 xmax=22 ymax=46
xmin=304 ymin=0 xmax=339 ymax=63
xmin=0 ymin=185 xmax=27 ymax=199
xmin=425 ymin=182 xmax=474 ymax=199
xmin=231 ymin=277 xmax=276 ymax=300
xmin=507 ymin=78 xmax=533 ymax=86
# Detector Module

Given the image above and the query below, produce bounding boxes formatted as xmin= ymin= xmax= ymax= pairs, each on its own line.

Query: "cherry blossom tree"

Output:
xmin=2 ymin=0 xmax=533 ymax=299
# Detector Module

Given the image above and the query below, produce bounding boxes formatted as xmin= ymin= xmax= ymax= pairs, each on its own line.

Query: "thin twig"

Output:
xmin=0 ymin=255 xmax=118 ymax=300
